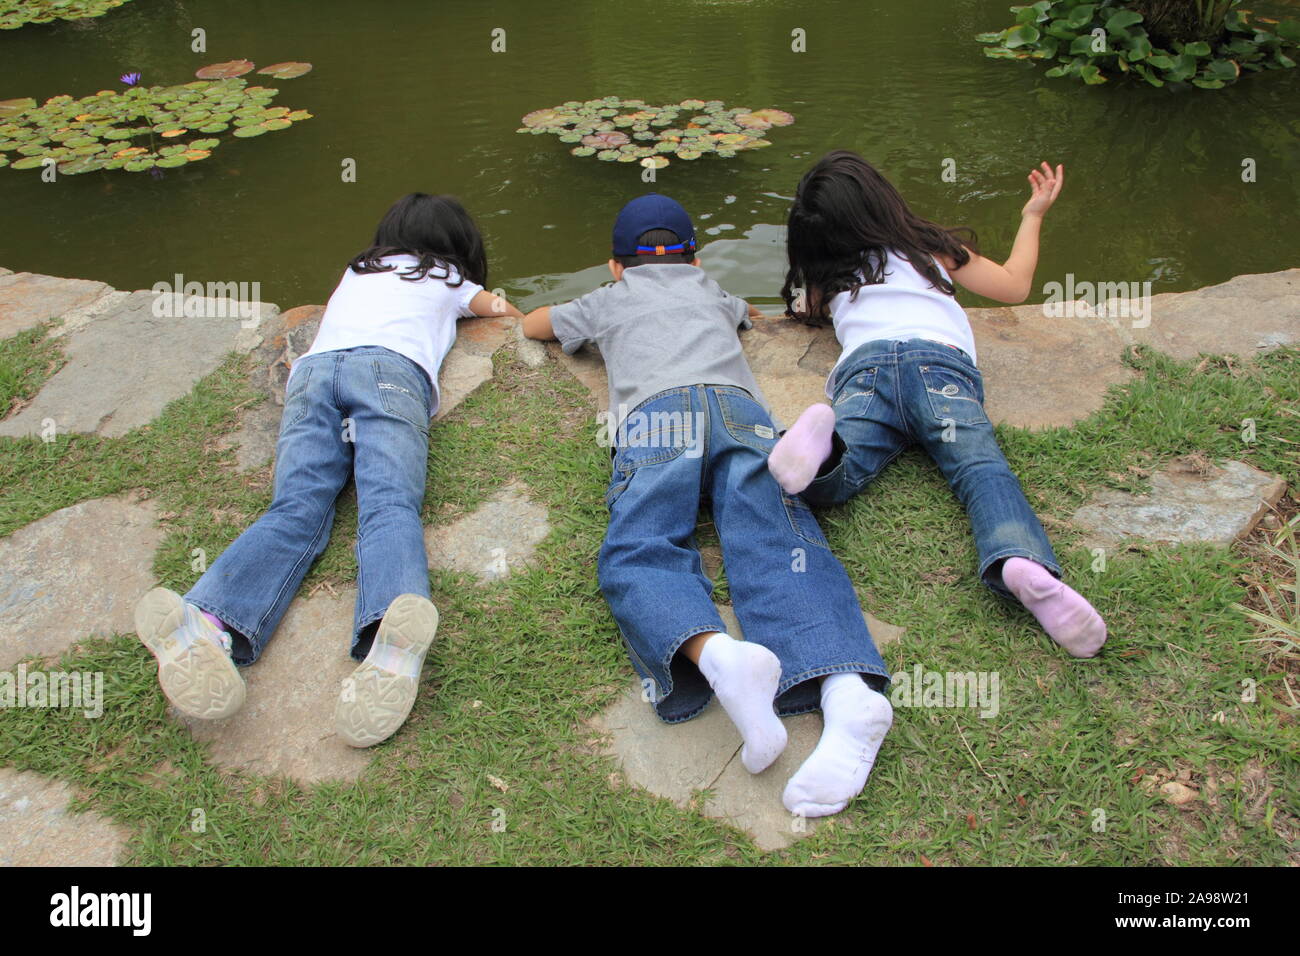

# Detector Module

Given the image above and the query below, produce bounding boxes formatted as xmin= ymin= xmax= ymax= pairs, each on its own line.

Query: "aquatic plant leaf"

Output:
xmin=256 ymin=62 xmax=313 ymax=79
xmin=521 ymin=108 xmax=569 ymax=128
xmin=0 ymin=97 xmax=36 ymax=118
xmin=232 ymin=124 xmax=267 ymax=137
xmin=641 ymin=155 xmax=669 ymax=169
xmin=571 ymin=145 xmax=596 ymax=157
xmin=581 ymin=131 xmax=630 ymax=147
xmin=196 ymin=60 xmax=255 ymax=80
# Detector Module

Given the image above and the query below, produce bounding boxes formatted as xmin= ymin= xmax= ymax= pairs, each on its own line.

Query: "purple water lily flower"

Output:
xmin=120 ymin=72 xmax=142 ymax=86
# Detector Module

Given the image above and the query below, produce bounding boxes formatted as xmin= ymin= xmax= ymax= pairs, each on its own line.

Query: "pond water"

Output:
xmin=1 ymin=0 xmax=1298 ymax=311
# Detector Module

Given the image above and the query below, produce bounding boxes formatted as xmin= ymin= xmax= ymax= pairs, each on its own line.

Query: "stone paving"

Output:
xmin=425 ymin=481 xmax=551 ymax=582
xmin=0 ymin=496 xmax=162 ymax=669
xmin=1074 ymin=458 xmax=1287 ymax=549
xmin=0 ymin=767 xmax=127 ymax=866
xmin=0 ymin=266 xmax=1296 ymax=857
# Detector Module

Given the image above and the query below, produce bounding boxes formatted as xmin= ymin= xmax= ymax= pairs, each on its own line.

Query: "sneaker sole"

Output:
xmin=134 ymin=588 xmax=246 ymax=720
xmin=334 ymin=594 xmax=438 ymax=748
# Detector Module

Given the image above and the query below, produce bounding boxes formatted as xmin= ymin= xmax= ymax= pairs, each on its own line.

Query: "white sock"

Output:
xmin=783 ymin=672 xmax=893 ymax=818
xmin=697 ymin=634 xmax=788 ymax=773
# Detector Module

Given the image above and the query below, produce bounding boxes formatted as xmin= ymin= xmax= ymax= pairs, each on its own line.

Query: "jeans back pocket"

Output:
xmin=920 ymin=363 xmax=987 ymax=425
xmin=611 ymin=389 xmax=697 ymax=474
xmin=715 ymin=389 xmax=778 ymax=453
xmin=373 ymin=358 xmax=431 ymax=430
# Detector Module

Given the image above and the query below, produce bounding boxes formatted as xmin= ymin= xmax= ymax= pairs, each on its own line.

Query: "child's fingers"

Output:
xmin=1050 ymin=164 xmax=1065 ymax=199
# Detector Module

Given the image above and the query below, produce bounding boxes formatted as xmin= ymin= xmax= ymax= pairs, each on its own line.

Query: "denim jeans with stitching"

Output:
xmin=803 ymin=338 xmax=1059 ymax=595
xmin=598 ymin=384 xmax=890 ymax=723
xmin=187 ymin=345 xmax=432 ymax=665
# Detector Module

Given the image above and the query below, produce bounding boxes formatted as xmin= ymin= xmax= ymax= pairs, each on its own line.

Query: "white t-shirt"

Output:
xmin=827 ymin=249 xmax=975 ymax=395
xmin=295 ymin=255 xmax=482 ymax=417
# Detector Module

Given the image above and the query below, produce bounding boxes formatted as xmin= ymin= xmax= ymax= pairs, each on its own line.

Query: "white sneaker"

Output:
xmin=134 ymin=588 xmax=246 ymax=720
xmin=334 ymin=594 xmax=438 ymax=748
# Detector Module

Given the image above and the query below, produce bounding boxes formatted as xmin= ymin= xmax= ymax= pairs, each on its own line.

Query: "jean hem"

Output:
xmin=979 ymin=548 xmax=1061 ymax=598
xmin=777 ymin=661 xmax=891 ymax=701
xmin=644 ymin=622 xmax=727 ymax=723
xmin=182 ymin=597 xmax=260 ymax=667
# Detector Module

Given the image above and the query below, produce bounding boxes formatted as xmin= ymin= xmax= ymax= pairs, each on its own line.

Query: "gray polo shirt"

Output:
xmin=549 ymin=263 xmax=772 ymax=429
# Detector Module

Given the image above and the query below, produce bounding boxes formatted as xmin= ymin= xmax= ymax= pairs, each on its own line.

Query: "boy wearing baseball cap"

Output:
xmin=523 ymin=194 xmax=893 ymax=818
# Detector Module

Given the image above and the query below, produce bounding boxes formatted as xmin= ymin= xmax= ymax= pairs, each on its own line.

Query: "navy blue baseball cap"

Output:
xmin=611 ymin=193 xmax=698 ymax=258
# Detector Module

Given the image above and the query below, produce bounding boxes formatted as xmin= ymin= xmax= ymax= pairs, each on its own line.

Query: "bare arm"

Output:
xmin=467 ymin=289 xmax=524 ymax=320
xmin=522 ymin=305 xmax=555 ymax=341
xmin=746 ymin=302 xmax=766 ymax=320
xmin=939 ymin=162 xmax=1064 ymax=304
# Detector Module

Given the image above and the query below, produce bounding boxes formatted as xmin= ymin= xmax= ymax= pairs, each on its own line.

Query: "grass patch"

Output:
xmin=0 ymin=321 xmax=66 ymax=420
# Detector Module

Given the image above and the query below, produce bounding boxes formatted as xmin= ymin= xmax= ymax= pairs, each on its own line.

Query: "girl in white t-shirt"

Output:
xmin=770 ymin=150 xmax=1106 ymax=659
xmin=135 ymin=193 xmax=524 ymax=747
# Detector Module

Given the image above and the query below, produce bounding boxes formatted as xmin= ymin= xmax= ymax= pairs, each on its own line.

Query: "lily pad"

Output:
xmin=581 ymin=131 xmax=630 ymax=148
xmin=0 ymin=97 xmax=36 ymax=118
xmin=640 ymin=155 xmax=670 ymax=169
xmin=196 ymin=60 xmax=256 ymax=80
xmin=521 ymin=108 xmax=569 ymax=129
xmin=571 ymin=145 xmax=596 ymax=157
xmin=743 ymin=107 xmax=794 ymax=127
xmin=256 ymin=62 xmax=313 ymax=79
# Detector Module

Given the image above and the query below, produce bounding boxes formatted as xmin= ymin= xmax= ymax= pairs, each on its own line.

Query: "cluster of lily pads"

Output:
xmin=518 ymin=97 xmax=794 ymax=168
xmin=0 ymin=61 xmax=313 ymax=175
xmin=0 ymin=0 xmax=136 ymax=30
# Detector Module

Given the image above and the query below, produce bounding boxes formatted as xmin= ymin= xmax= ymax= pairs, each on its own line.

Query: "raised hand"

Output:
xmin=1022 ymin=161 xmax=1064 ymax=219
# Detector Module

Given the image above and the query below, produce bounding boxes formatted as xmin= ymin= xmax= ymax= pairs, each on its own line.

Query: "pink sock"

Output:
xmin=1001 ymin=557 xmax=1107 ymax=658
xmin=201 ymin=611 xmax=227 ymax=634
xmin=768 ymin=404 xmax=836 ymax=494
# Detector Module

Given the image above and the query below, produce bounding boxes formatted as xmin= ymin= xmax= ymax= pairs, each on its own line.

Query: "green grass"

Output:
xmin=0 ymin=340 xmax=1296 ymax=865
xmin=0 ymin=320 xmax=65 ymax=420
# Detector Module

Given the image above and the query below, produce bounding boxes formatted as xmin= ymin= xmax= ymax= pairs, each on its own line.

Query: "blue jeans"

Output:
xmin=187 ymin=346 xmax=433 ymax=665
xmin=804 ymin=339 xmax=1059 ymax=595
xmin=598 ymin=385 xmax=890 ymax=723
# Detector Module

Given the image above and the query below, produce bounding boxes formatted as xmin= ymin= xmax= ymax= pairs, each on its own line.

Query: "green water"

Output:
xmin=1 ymin=0 xmax=1298 ymax=310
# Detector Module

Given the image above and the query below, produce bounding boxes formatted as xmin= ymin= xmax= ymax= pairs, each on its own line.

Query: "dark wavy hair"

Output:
xmin=349 ymin=192 xmax=487 ymax=287
xmin=781 ymin=150 xmax=977 ymax=325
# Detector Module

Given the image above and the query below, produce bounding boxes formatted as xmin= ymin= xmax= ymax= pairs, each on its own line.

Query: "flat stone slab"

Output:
xmin=549 ymin=269 xmax=1300 ymax=431
xmin=175 ymin=589 xmax=373 ymax=784
xmin=425 ymin=482 xmax=550 ymax=582
xmin=590 ymin=601 xmax=901 ymax=851
xmin=0 ymin=497 xmax=162 ymax=669
xmin=228 ymin=306 xmax=512 ymax=472
xmin=0 ymin=271 xmax=113 ymax=338
xmin=0 ymin=767 xmax=126 ymax=866
xmin=1072 ymin=458 xmax=1286 ymax=548
xmin=0 ymin=290 xmax=275 ymax=439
